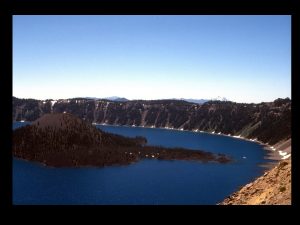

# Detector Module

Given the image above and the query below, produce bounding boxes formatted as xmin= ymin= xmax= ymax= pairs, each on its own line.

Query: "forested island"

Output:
xmin=13 ymin=113 xmax=230 ymax=167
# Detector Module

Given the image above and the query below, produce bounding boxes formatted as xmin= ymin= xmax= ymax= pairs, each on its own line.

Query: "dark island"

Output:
xmin=13 ymin=113 xmax=231 ymax=167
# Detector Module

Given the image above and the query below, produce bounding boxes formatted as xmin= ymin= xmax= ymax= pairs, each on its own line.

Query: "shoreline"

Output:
xmin=13 ymin=145 xmax=231 ymax=168
xmin=94 ymin=122 xmax=291 ymax=164
xmin=15 ymin=120 xmax=291 ymax=164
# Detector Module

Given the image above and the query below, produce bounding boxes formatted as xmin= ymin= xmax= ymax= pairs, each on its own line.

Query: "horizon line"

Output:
xmin=13 ymin=95 xmax=291 ymax=104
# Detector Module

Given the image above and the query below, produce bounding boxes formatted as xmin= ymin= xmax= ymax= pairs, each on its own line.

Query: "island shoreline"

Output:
xmin=94 ymin=123 xmax=291 ymax=165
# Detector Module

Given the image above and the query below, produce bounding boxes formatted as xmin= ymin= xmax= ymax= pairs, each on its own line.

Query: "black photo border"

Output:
xmin=1 ymin=0 xmax=299 ymax=217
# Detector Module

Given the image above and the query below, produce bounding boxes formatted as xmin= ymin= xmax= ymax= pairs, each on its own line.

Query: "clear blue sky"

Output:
xmin=13 ymin=15 xmax=291 ymax=103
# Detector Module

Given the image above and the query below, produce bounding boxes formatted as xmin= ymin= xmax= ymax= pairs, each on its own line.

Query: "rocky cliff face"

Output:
xmin=219 ymin=159 xmax=291 ymax=205
xmin=13 ymin=97 xmax=291 ymax=145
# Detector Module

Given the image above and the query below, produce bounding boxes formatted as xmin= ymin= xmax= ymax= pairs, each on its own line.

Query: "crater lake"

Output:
xmin=13 ymin=122 xmax=275 ymax=205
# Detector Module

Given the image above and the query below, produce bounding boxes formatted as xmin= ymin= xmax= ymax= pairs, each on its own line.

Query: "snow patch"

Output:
xmin=233 ymin=135 xmax=241 ymax=139
xmin=282 ymin=154 xmax=291 ymax=160
xmin=51 ymin=100 xmax=57 ymax=106
xmin=279 ymin=151 xmax=287 ymax=156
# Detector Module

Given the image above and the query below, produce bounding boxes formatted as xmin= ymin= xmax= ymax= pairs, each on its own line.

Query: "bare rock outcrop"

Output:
xmin=219 ymin=159 xmax=291 ymax=205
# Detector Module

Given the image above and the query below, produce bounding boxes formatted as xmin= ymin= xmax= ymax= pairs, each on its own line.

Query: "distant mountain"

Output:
xmin=211 ymin=96 xmax=229 ymax=102
xmin=72 ymin=96 xmax=227 ymax=104
xmin=179 ymin=98 xmax=209 ymax=104
xmin=73 ymin=97 xmax=129 ymax=102
xmin=169 ymin=96 xmax=229 ymax=104
xmin=104 ymin=96 xmax=129 ymax=102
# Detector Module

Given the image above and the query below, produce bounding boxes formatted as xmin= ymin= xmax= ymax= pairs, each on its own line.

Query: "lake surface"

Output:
xmin=13 ymin=122 xmax=274 ymax=205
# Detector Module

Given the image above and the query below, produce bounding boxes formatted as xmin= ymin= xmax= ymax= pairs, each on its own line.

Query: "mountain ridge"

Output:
xmin=13 ymin=96 xmax=291 ymax=147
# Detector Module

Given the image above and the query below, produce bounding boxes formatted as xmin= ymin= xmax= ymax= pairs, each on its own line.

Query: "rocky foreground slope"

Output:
xmin=219 ymin=159 xmax=291 ymax=205
xmin=13 ymin=97 xmax=291 ymax=146
xmin=13 ymin=113 xmax=230 ymax=167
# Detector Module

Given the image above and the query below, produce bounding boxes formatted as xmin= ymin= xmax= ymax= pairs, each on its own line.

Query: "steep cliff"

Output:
xmin=13 ymin=97 xmax=291 ymax=146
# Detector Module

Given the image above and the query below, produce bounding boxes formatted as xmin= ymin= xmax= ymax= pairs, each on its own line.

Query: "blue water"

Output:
xmin=13 ymin=122 xmax=274 ymax=205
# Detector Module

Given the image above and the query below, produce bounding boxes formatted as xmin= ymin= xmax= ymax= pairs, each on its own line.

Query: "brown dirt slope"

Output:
xmin=219 ymin=159 xmax=291 ymax=205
